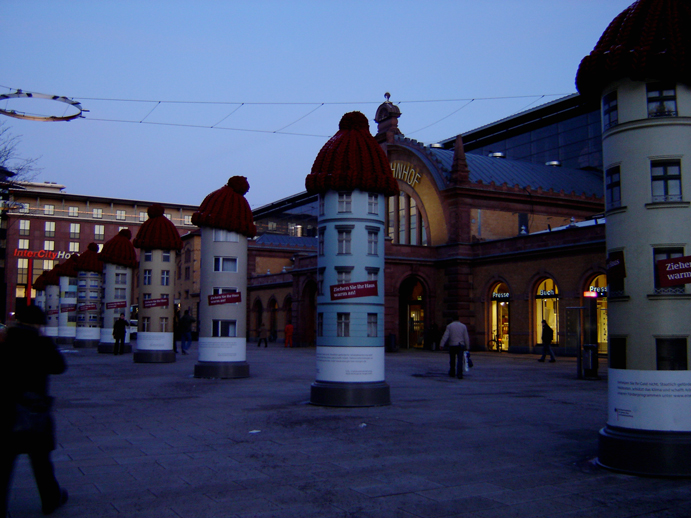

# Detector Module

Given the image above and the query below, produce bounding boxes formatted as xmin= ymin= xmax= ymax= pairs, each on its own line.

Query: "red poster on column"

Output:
xmin=330 ymin=281 xmax=378 ymax=301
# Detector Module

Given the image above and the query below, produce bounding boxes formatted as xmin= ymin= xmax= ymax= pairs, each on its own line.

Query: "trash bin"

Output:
xmin=386 ymin=333 xmax=398 ymax=352
xmin=582 ymin=343 xmax=599 ymax=380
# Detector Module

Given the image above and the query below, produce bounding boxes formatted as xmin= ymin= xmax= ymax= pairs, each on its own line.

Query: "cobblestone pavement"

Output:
xmin=7 ymin=345 xmax=691 ymax=517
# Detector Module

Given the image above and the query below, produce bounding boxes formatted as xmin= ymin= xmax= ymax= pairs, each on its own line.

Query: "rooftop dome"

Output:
xmin=75 ymin=243 xmax=103 ymax=273
xmin=133 ymin=204 xmax=183 ymax=251
xmin=192 ymin=176 xmax=257 ymax=237
xmin=99 ymin=229 xmax=138 ymax=268
xmin=41 ymin=267 xmax=60 ymax=287
xmin=576 ymin=0 xmax=691 ymax=96
xmin=305 ymin=111 xmax=399 ymax=196
xmin=54 ymin=254 xmax=80 ymax=278
xmin=33 ymin=272 xmax=48 ymax=292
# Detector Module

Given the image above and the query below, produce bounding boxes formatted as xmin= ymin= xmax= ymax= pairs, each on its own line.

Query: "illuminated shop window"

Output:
xmin=490 ymin=283 xmax=510 ymax=351
xmin=386 ymin=192 xmax=428 ymax=246
xmin=535 ymin=278 xmax=559 ymax=346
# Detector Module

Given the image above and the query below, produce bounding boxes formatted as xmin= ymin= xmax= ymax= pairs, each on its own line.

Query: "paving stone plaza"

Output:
xmin=7 ymin=346 xmax=691 ymax=517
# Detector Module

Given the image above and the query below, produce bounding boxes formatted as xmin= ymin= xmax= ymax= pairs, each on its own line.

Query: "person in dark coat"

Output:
xmin=178 ymin=310 xmax=196 ymax=355
xmin=112 ymin=312 xmax=128 ymax=355
xmin=1 ymin=305 xmax=68 ymax=516
xmin=538 ymin=319 xmax=556 ymax=363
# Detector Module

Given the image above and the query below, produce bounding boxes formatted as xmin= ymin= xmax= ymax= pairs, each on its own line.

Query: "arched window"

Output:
xmin=386 ymin=192 xmax=428 ymax=246
xmin=490 ymin=283 xmax=510 ymax=351
xmin=535 ymin=278 xmax=559 ymax=346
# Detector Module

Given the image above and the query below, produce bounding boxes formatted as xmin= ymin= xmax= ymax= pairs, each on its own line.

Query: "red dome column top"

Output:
xmin=99 ymin=229 xmax=138 ymax=268
xmin=192 ymin=176 xmax=257 ymax=237
xmin=133 ymin=204 xmax=183 ymax=251
xmin=75 ymin=243 xmax=104 ymax=273
xmin=306 ymin=111 xmax=399 ymax=197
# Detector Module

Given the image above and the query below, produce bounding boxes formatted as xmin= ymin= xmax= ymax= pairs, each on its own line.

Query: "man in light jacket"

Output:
xmin=439 ymin=315 xmax=470 ymax=379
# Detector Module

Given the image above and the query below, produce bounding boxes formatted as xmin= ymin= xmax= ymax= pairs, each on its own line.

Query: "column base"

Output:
xmin=98 ymin=343 xmax=132 ymax=354
xmin=73 ymin=339 xmax=100 ymax=349
xmin=133 ymin=350 xmax=176 ymax=363
xmin=310 ymin=381 xmax=391 ymax=407
xmin=598 ymin=425 xmax=691 ymax=477
xmin=194 ymin=361 xmax=250 ymax=379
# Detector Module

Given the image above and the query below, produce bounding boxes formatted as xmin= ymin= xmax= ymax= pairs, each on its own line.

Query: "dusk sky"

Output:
xmin=2 ymin=0 xmax=632 ymax=210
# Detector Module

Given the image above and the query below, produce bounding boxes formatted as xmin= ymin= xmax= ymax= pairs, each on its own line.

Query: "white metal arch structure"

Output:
xmin=0 ymin=90 xmax=85 ymax=121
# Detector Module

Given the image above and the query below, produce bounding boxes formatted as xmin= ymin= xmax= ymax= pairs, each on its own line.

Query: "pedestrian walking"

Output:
xmin=439 ymin=314 xmax=470 ymax=379
xmin=112 ymin=313 xmax=127 ymax=355
xmin=178 ymin=310 xmax=196 ymax=355
xmin=1 ymin=305 xmax=68 ymax=516
xmin=284 ymin=322 xmax=294 ymax=348
xmin=257 ymin=323 xmax=268 ymax=348
xmin=538 ymin=319 xmax=556 ymax=362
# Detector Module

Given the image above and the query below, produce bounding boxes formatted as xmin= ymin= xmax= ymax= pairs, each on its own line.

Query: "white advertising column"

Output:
xmin=56 ymin=274 xmax=77 ymax=346
xmin=99 ymin=263 xmax=132 ymax=353
xmin=74 ymin=270 xmax=102 ymax=348
xmin=305 ymin=111 xmax=399 ymax=406
xmin=44 ymin=281 xmax=59 ymax=338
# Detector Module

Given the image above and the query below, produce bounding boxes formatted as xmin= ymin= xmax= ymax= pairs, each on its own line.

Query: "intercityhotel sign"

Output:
xmin=657 ymin=255 xmax=691 ymax=287
xmin=13 ymin=249 xmax=75 ymax=260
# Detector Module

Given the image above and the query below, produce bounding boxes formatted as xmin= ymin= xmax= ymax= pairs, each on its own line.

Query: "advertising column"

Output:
xmin=132 ymin=204 xmax=183 ymax=363
xmin=98 ymin=229 xmax=137 ymax=354
xmin=55 ymin=254 xmax=79 ymax=346
xmin=305 ymin=111 xmax=399 ymax=406
xmin=74 ymin=243 xmax=103 ymax=348
xmin=42 ymin=268 xmax=60 ymax=338
xmin=192 ymin=176 xmax=257 ymax=379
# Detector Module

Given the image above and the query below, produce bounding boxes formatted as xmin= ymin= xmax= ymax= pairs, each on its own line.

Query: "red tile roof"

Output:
xmin=99 ymin=228 xmax=138 ymax=268
xmin=75 ymin=243 xmax=103 ymax=273
xmin=133 ymin=204 xmax=183 ymax=251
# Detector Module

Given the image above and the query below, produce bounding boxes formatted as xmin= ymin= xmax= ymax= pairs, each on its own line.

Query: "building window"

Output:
xmin=337 ymin=229 xmax=351 ymax=254
xmin=367 ymin=229 xmax=378 ymax=255
xmin=656 ymin=338 xmax=687 ymax=370
xmin=602 ymin=91 xmax=618 ymax=130
xmin=142 ymin=293 xmax=151 ymax=300
xmin=144 ymin=251 xmax=152 ymax=262
xmin=18 ymin=238 xmax=29 ymax=250
xmin=213 ymin=229 xmax=239 ymax=242
xmin=161 ymin=270 xmax=170 ymax=286
xmin=44 ymin=221 xmax=55 ymax=237
xmin=115 ymin=273 xmax=127 ymax=285
xmin=184 ymin=266 xmax=190 ymax=280
xmin=143 ymin=269 xmax=152 ymax=285
xmin=142 ymin=317 xmax=150 ymax=332
xmin=318 ymin=228 xmax=325 ymax=256
xmin=69 ymin=223 xmax=80 ymax=239
xmin=160 ymin=317 xmax=169 ymax=333
xmin=94 ymin=225 xmax=105 ymax=240
xmin=162 ymin=251 xmax=171 ymax=262
xmin=93 ymin=208 xmax=103 ymax=219
xmin=610 ymin=336 xmax=627 ymax=369
xmin=647 ymin=83 xmax=677 ymax=118
xmin=317 ymin=313 xmax=323 ymax=337
xmin=212 ymin=319 xmax=237 ymax=337
xmin=139 ymin=211 xmax=147 ymax=222
xmin=115 ymin=210 xmax=126 ymax=221
xmin=606 ymin=166 xmax=621 ymax=210
xmin=18 ymin=220 xmax=30 ymax=236
xmin=336 ymin=269 xmax=351 ymax=285
xmin=317 ymin=268 xmax=325 ymax=296
xmin=319 ymin=195 xmax=325 ymax=216
xmin=268 ymin=221 xmax=277 ymax=231
xmin=338 ymin=192 xmax=352 ymax=213
xmin=387 ymin=192 xmax=428 ymax=246
xmin=44 ymin=204 xmax=54 ymax=216
xmin=654 ymin=248 xmax=686 ymax=294
xmin=184 ymin=215 xmax=192 ymax=225
xmin=212 ymin=287 xmax=237 ymax=295
xmin=367 ymin=313 xmax=378 ymax=337
xmin=368 ymin=193 xmax=378 ymax=214
xmin=184 ymin=248 xmax=191 ymax=263
xmin=337 ymin=313 xmax=350 ymax=337
xmin=44 ymin=240 xmax=54 ymax=251
xmin=214 ymin=257 xmax=237 ymax=272
xmin=69 ymin=242 xmax=79 ymax=253
xmin=68 ymin=206 xmax=79 ymax=217
xmin=651 ymin=160 xmax=682 ymax=203
xmin=165 ymin=213 xmax=172 ymax=221
xmin=366 ymin=267 xmax=379 ymax=282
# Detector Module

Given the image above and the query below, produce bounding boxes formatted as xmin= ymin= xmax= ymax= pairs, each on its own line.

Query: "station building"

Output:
xmin=248 ymin=95 xmax=608 ymax=354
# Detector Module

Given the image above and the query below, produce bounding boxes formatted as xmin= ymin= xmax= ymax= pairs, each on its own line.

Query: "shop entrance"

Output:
xmin=586 ymin=274 xmax=608 ymax=354
xmin=535 ymin=278 xmax=559 ymax=346
xmin=399 ymin=277 xmax=426 ymax=349
xmin=490 ymin=283 xmax=510 ymax=351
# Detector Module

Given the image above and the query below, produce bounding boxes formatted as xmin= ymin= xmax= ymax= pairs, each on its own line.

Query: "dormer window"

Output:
xmin=647 ymin=83 xmax=677 ymax=118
